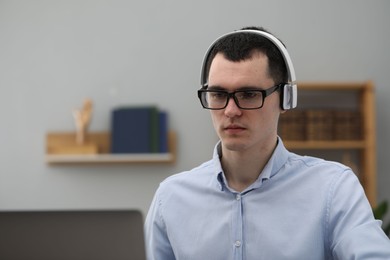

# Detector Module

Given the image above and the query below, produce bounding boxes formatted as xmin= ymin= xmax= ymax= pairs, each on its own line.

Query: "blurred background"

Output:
xmin=0 ymin=0 xmax=389 ymax=218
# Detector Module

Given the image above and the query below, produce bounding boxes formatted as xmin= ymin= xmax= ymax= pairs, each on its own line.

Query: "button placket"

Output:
xmin=232 ymin=193 xmax=244 ymax=259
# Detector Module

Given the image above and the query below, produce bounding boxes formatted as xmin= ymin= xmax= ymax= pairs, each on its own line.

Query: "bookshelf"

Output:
xmin=45 ymin=131 xmax=176 ymax=164
xmin=279 ymin=81 xmax=377 ymax=206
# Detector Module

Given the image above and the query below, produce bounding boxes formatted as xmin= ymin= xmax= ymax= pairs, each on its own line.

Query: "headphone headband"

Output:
xmin=200 ymin=29 xmax=297 ymax=109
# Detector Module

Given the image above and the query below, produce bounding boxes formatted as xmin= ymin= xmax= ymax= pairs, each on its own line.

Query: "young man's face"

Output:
xmin=207 ymin=52 xmax=282 ymax=153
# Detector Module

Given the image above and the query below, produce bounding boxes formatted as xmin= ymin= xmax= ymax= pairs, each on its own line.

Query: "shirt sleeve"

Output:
xmin=328 ymin=169 xmax=390 ymax=259
xmin=144 ymin=186 xmax=176 ymax=260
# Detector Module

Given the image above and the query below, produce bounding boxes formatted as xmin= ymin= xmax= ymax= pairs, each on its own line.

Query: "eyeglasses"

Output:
xmin=197 ymin=83 xmax=282 ymax=110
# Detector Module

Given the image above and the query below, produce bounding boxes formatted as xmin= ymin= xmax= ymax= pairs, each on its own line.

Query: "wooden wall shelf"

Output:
xmin=46 ymin=131 xmax=176 ymax=165
xmin=284 ymin=140 xmax=366 ymax=150
xmin=46 ymin=153 xmax=175 ymax=164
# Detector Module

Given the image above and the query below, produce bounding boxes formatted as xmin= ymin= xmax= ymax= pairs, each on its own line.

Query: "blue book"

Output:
xmin=158 ymin=111 xmax=169 ymax=153
xmin=111 ymin=106 xmax=159 ymax=153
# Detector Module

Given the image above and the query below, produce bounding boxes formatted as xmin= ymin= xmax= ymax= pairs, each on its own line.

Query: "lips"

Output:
xmin=224 ymin=124 xmax=246 ymax=134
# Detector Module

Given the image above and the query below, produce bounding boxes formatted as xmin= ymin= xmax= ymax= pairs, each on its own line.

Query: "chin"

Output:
xmin=221 ymin=139 xmax=248 ymax=152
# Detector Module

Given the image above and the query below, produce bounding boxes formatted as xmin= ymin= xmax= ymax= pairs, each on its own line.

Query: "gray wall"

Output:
xmin=1 ymin=0 xmax=389 ymax=217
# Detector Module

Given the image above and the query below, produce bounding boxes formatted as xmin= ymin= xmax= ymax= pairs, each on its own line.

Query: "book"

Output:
xmin=305 ymin=110 xmax=333 ymax=141
xmin=333 ymin=110 xmax=361 ymax=140
xmin=278 ymin=110 xmax=306 ymax=141
xmin=158 ymin=111 xmax=168 ymax=153
xmin=111 ymin=106 xmax=159 ymax=153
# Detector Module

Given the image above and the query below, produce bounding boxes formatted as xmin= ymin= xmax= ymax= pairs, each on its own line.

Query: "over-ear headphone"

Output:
xmin=200 ymin=29 xmax=297 ymax=110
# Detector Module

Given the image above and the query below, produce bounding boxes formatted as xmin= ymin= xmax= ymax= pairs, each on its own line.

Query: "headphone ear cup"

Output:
xmin=280 ymin=84 xmax=297 ymax=110
xmin=279 ymin=84 xmax=285 ymax=110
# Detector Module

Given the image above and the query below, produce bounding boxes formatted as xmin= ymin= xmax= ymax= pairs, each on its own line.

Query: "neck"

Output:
xmin=221 ymin=138 xmax=278 ymax=192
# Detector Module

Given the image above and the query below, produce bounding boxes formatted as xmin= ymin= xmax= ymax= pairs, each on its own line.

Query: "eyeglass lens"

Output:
xmin=202 ymin=90 xmax=264 ymax=109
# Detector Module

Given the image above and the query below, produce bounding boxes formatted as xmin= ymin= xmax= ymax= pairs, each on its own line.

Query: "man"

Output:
xmin=145 ymin=27 xmax=390 ymax=259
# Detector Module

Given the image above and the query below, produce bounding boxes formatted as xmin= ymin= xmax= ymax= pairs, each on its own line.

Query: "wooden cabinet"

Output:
xmin=279 ymin=81 xmax=377 ymax=205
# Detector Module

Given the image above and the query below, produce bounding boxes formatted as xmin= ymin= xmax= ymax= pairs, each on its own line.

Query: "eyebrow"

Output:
xmin=207 ymin=85 xmax=264 ymax=91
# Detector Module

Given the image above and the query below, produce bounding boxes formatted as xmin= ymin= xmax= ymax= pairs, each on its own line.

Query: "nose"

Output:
xmin=224 ymin=96 xmax=242 ymax=118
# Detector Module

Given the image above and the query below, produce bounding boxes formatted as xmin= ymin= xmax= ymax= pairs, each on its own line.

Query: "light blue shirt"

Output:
xmin=145 ymin=138 xmax=390 ymax=260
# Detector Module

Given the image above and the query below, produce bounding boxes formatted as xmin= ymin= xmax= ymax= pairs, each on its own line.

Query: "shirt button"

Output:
xmin=234 ymin=240 xmax=242 ymax=247
xmin=236 ymin=194 xmax=241 ymax=200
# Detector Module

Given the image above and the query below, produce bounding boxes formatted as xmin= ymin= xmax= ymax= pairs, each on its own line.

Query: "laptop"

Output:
xmin=0 ymin=209 xmax=146 ymax=260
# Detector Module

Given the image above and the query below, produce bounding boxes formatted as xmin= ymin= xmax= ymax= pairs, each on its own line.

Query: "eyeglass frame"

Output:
xmin=197 ymin=83 xmax=283 ymax=110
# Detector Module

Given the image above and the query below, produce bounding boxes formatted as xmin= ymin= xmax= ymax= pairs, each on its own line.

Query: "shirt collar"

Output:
xmin=212 ymin=137 xmax=290 ymax=192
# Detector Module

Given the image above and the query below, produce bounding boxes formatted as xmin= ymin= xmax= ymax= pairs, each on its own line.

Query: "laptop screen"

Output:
xmin=0 ymin=209 xmax=146 ymax=260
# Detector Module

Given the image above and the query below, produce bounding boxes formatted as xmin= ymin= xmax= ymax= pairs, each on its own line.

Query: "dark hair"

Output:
xmin=205 ymin=26 xmax=288 ymax=85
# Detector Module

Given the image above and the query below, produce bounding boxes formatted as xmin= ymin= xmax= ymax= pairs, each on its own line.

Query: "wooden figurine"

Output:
xmin=73 ymin=99 xmax=93 ymax=145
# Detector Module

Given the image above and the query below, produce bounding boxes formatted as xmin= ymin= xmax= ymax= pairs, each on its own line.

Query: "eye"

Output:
xmin=209 ymin=91 xmax=227 ymax=100
xmin=237 ymin=91 xmax=261 ymax=99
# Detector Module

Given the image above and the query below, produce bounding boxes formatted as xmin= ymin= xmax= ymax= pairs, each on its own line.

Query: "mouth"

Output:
xmin=223 ymin=124 xmax=246 ymax=134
